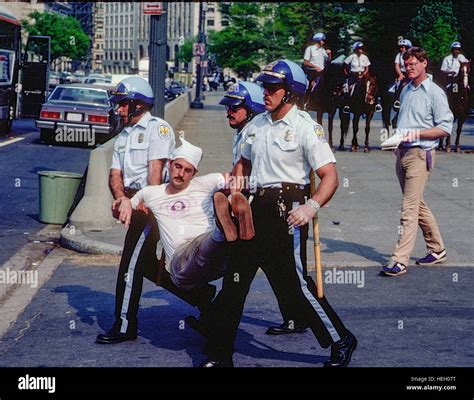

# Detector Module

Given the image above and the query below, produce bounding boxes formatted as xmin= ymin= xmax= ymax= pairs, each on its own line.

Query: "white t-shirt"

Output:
xmin=344 ymin=54 xmax=371 ymax=73
xmin=130 ymin=173 xmax=226 ymax=264
xmin=304 ymin=45 xmax=328 ymax=70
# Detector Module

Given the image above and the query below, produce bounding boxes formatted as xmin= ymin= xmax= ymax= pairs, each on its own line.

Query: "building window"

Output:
xmin=208 ymin=19 xmax=214 ymax=26
xmin=221 ymin=19 xmax=229 ymax=27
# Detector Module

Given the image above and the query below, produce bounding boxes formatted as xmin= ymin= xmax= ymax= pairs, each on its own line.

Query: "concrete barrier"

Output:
xmin=60 ymin=88 xmax=195 ymax=252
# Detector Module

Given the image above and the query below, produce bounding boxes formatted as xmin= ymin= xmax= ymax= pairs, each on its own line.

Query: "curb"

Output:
xmin=59 ymin=225 xmax=123 ymax=255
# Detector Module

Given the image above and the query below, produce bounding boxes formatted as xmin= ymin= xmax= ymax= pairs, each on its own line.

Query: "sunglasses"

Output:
xmin=225 ymin=105 xmax=245 ymax=112
xmin=262 ymin=83 xmax=285 ymax=94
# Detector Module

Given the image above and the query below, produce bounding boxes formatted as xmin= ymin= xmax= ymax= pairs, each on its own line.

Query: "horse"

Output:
xmin=440 ymin=61 xmax=471 ymax=153
xmin=305 ymin=63 xmax=346 ymax=149
xmin=340 ymin=72 xmax=379 ymax=152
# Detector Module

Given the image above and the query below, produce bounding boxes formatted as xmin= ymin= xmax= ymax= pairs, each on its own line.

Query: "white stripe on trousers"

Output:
xmin=119 ymin=222 xmax=151 ymax=333
xmin=292 ymin=202 xmax=341 ymax=342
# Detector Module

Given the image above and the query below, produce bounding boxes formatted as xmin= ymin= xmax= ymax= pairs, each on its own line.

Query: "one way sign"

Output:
xmin=143 ymin=2 xmax=164 ymax=15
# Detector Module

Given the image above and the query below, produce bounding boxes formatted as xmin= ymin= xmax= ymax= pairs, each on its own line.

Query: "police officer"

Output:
xmin=96 ymin=77 xmax=216 ymax=344
xmin=441 ymin=41 xmax=470 ymax=85
xmin=303 ymin=32 xmax=331 ymax=107
xmin=342 ymin=41 xmax=373 ymax=114
xmin=200 ymin=60 xmax=357 ymax=367
xmin=393 ymin=38 xmax=412 ymax=110
xmin=219 ymin=81 xmax=308 ymax=335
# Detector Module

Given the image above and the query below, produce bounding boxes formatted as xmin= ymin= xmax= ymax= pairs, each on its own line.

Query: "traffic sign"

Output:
xmin=192 ymin=43 xmax=206 ymax=56
xmin=143 ymin=2 xmax=164 ymax=15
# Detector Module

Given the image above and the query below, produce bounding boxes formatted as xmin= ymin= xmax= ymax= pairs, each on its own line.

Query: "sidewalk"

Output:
xmin=65 ymin=90 xmax=474 ymax=267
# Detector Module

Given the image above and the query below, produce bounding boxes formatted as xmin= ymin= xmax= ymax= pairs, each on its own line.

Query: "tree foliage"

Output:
xmin=408 ymin=1 xmax=459 ymax=65
xmin=176 ymin=36 xmax=196 ymax=63
xmin=22 ymin=11 xmax=89 ymax=66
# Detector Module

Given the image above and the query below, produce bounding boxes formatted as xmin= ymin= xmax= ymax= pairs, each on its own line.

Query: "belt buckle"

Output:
xmin=258 ymin=188 xmax=265 ymax=196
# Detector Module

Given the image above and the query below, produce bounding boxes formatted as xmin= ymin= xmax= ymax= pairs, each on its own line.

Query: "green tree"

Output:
xmin=176 ymin=36 xmax=196 ymax=64
xmin=22 ymin=11 xmax=90 ymax=68
xmin=408 ymin=1 xmax=459 ymax=65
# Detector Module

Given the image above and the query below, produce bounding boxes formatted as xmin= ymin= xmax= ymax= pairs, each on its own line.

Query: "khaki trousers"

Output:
xmin=392 ymin=147 xmax=445 ymax=266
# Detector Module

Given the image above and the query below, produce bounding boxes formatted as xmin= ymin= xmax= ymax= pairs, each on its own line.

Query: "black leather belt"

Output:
xmin=255 ymin=183 xmax=309 ymax=197
xmin=124 ymin=187 xmax=139 ymax=199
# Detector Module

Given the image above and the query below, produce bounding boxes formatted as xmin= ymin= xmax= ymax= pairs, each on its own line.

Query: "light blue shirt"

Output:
xmin=241 ymin=105 xmax=336 ymax=188
xmin=232 ymin=126 xmax=247 ymax=166
xmin=398 ymin=75 xmax=453 ymax=150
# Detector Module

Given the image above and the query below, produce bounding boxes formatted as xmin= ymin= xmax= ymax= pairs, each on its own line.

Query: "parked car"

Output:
xmin=36 ymin=83 xmax=121 ymax=147
xmin=48 ymin=71 xmax=61 ymax=89
xmin=82 ymin=77 xmax=112 ymax=84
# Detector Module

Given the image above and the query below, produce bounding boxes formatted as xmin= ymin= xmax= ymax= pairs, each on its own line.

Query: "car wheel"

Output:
xmin=40 ymin=128 xmax=55 ymax=144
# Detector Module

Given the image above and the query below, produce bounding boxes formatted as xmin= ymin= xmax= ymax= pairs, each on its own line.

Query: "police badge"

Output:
xmin=138 ymin=133 xmax=144 ymax=143
xmin=284 ymin=130 xmax=295 ymax=142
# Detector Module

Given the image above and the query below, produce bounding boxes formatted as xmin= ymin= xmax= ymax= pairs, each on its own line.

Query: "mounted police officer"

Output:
xmin=303 ymin=32 xmax=332 ymax=108
xmin=441 ymin=41 xmax=470 ymax=86
xmin=393 ymin=38 xmax=413 ymax=110
xmin=200 ymin=60 xmax=357 ymax=367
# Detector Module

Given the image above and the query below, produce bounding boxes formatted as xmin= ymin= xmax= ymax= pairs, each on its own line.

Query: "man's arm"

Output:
xmin=287 ymin=163 xmax=338 ymax=227
xmin=231 ymin=156 xmax=252 ymax=192
xmin=109 ymin=168 xmax=126 ymax=200
xmin=148 ymin=159 xmax=166 ymax=186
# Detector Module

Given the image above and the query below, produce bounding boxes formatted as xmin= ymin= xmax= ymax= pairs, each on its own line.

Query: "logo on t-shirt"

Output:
xmin=166 ymin=199 xmax=191 ymax=218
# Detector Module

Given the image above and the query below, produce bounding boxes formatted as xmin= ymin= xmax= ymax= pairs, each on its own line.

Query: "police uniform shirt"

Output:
xmin=441 ymin=54 xmax=469 ymax=76
xmin=232 ymin=122 xmax=252 ymax=166
xmin=344 ymin=53 xmax=371 ymax=73
xmin=130 ymin=173 xmax=226 ymax=268
xmin=398 ymin=75 xmax=453 ymax=150
xmin=111 ymin=111 xmax=176 ymax=189
xmin=304 ymin=45 xmax=328 ymax=70
xmin=394 ymin=52 xmax=406 ymax=73
xmin=241 ymin=105 xmax=336 ymax=188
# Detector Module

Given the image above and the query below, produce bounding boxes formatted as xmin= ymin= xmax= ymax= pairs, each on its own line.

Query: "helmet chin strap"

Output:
xmin=124 ymin=101 xmax=146 ymax=125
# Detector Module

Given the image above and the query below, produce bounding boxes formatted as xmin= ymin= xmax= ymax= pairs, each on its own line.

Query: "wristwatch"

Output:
xmin=306 ymin=198 xmax=321 ymax=212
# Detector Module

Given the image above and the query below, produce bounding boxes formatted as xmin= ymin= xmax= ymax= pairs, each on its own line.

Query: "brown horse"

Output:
xmin=340 ymin=72 xmax=379 ymax=152
xmin=440 ymin=61 xmax=471 ymax=153
xmin=305 ymin=63 xmax=346 ymax=148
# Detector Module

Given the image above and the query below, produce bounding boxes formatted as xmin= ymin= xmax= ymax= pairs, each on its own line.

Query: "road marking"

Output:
xmin=0 ymin=137 xmax=25 ymax=147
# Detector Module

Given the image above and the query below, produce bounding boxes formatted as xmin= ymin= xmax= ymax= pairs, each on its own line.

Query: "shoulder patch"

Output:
xmin=158 ymin=124 xmax=170 ymax=139
xmin=314 ymin=124 xmax=327 ymax=143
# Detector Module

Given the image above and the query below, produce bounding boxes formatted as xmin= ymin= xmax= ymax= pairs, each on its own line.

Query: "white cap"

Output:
xmin=170 ymin=137 xmax=203 ymax=171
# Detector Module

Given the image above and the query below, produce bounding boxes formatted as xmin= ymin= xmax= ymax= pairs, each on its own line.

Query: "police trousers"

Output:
xmin=204 ymin=184 xmax=349 ymax=362
xmin=113 ymin=210 xmax=216 ymax=335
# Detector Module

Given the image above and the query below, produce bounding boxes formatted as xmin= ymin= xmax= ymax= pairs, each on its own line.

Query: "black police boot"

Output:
xmin=324 ymin=331 xmax=357 ymax=368
xmin=265 ymin=321 xmax=308 ymax=335
xmin=199 ymin=358 xmax=234 ymax=368
xmin=95 ymin=327 xmax=137 ymax=344
xmin=185 ymin=316 xmax=210 ymax=338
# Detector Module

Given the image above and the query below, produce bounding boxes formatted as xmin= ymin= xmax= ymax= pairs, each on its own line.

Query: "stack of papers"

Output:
xmin=381 ymin=133 xmax=404 ymax=150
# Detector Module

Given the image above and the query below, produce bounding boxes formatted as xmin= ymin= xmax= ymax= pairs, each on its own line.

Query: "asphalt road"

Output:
xmin=0 ymin=119 xmax=91 ymax=265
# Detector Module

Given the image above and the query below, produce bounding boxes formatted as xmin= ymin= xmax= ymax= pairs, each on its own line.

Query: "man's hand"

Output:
xmin=112 ymin=197 xmax=133 ymax=228
xmin=136 ymin=201 xmax=149 ymax=215
xmin=287 ymin=203 xmax=316 ymax=227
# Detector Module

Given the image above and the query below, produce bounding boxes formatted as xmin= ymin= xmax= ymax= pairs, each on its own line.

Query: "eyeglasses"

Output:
xmin=405 ymin=61 xmax=422 ymax=68
xmin=225 ymin=105 xmax=244 ymax=112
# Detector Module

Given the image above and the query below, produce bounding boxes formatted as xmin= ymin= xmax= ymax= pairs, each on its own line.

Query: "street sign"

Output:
xmin=192 ymin=43 xmax=206 ymax=56
xmin=143 ymin=2 xmax=164 ymax=15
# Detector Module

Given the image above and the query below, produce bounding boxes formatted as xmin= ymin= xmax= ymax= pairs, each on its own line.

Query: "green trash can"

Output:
xmin=38 ymin=171 xmax=83 ymax=225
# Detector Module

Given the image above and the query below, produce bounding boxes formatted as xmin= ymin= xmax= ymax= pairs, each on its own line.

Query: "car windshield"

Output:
xmin=49 ymin=87 xmax=109 ymax=105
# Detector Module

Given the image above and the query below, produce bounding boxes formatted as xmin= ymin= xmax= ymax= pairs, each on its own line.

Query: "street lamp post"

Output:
xmin=191 ymin=1 xmax=206 ymax=109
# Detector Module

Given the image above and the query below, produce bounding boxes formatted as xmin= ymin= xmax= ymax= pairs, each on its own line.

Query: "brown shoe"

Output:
xmin=231 ymin=192 xmax=255 ymax=240
xmin=213 ymin=192 xmax=238 ymax=242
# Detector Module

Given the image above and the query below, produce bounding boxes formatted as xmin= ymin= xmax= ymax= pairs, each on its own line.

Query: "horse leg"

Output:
xmin=316 ymin=110 xmax=323 ymax=125
xmin=328 ymin=111 xmax=334 ymax=149
xmin=446 ymin=116 xmax=457 ymax=153
xmin=455 ymin=115 xmax=466 ymax=152
xmin=339 ymin=109 xmax=348 ymax=151
xmin=364 ymin=110 xmax=373 ymax=153
xmin=351 ymin=114 xmax=360 ymax=152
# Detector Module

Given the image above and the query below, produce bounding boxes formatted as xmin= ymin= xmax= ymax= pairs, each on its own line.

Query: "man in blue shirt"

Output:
xmin=381 ymin=47 xmax=454 ymax=277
